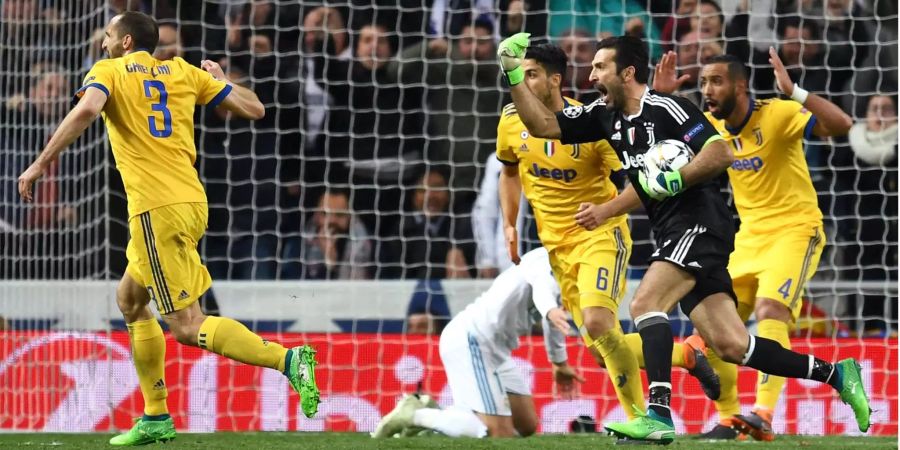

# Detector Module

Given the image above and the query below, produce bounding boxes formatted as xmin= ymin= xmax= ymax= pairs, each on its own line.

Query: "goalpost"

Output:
xmin=0 ymin=0 xmax=896 ymax=436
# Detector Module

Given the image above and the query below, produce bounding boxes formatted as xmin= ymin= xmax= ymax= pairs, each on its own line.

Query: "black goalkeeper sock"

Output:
xmin=743 ymin=335 xmax=838 ymax=388
xmin=636 ymin=312 xmax=673 ymax=420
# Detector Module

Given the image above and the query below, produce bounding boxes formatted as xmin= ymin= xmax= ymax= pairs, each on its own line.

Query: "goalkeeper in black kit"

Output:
xmin=495 ymin=32 xmax=871 ymax=444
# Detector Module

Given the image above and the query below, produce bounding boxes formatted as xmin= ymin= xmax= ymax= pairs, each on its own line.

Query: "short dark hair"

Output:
xmin=705 ymin=54 xmax=748 ymax=81
xmin=115 ymin=11 xmax=159 ymax=53
xmin=524 ymin=43 xmax=568 ymax=76
xmin=596 ymin=35 xmax=650 ymax=83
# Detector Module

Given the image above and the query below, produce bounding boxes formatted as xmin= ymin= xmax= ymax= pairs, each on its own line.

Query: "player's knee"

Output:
xmin=629 ymin=293 xmax=656 ymax=318
xmin=754 ymin=299 xmax=792 ymax=322
xmin=516 ymin=421 xmax=537 ymax=437
xmin=168 ymin=321 xmax=199 ymax=346
xmin=582 ymin=308 xmax=616 ymax=338
xmin=116 ymin=290 xmax=143 ymax=321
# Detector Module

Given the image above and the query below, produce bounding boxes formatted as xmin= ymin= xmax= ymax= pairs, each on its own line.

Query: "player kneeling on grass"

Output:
xmin=372 ymin=247 xmax=582 ymax=438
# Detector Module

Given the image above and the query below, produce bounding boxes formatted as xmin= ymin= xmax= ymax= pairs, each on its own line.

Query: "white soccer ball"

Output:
xmin=642 ymin=139 xmax=694 ymax=175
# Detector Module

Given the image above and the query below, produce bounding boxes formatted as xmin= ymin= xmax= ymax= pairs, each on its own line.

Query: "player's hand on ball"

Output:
xmin=552 ymin=362 xmax=585 ymax=400
xmin=639 ymin=169 xmax=683 ymax=200
xmin=497 ymin=32 xmax=530 ymax=85
xmin=574 ymin=202 xmax=611 ymax=230
xmin=201 ymin=59 xmax=226 ymax=81
xmin=546 ymin=307 xmax=571 ymax=334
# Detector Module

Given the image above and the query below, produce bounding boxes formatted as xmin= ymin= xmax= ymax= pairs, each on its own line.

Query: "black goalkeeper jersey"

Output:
xmin=556 ymin=87 xmax=733 ymax=238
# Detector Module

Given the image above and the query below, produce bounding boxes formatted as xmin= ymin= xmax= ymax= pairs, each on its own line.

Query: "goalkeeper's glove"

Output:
xmin=497 ymin=32 xmax=530 ymax=86
xmin=639 ymin=169 xmax=684 ymax=200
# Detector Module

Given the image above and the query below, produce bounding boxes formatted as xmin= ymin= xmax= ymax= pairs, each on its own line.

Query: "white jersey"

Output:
xmin=454 ymin=248 xmax=566 ymax=360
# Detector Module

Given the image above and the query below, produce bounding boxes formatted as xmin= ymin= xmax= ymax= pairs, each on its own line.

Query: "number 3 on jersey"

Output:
xmin=143 ymin=80 xmax=172 ymax=138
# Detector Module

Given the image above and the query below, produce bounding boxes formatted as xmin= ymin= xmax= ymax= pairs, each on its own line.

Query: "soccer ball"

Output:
xmin=642 ymin=139 xmax=694 ymax=176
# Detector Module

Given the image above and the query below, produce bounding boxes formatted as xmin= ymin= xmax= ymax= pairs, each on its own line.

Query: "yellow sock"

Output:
xmin=127 ymin=319 xmax=168 ymax=416
xmin=591 ymin=329 xmax=645 ymax=419
xmin=755 ymin=319 xmax=791 ymax=411
xmin=198 ymin=316 xmax=288 ymax=372
xmin=708 ymin=347 xmax=740 ymax=420
xmin=622 ymin=333 xmax=687 ymax=369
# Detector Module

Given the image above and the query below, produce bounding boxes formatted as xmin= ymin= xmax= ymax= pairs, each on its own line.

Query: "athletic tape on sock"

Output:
xmin=634 ymin=311 xmax=669 ymax=329
xmin=741 ymin=335 xmax=757 ymax=365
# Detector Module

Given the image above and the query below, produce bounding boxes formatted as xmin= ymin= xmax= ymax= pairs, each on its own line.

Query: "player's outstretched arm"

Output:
xmin=18 ymin=87 xmax=107 ymax=202
xmin=498 ymin=33 xmax=562 ymax=139
xmin=498 ymin=164 xmax=523 ymax=264
xmin=201 ymin=59 xmax=265 ymax=120
xmin=677 ymin=138 xmax=734 ymax=187
xmin=768 ymin=47 xmax=852 ymax=137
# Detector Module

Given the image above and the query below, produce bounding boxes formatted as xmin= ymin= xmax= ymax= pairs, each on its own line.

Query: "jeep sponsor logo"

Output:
xmin=530 ymin=163 xmax=577 ymax=182
xmin=731 ymin=156 xmax=764 ymax=172
xmin=620 ymin=150 xmax=646 ymax=170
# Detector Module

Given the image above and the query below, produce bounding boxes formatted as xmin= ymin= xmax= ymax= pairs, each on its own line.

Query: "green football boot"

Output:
xmin=835 ymin=358 xmax=872 ymax=432
xmin=108 ymin=416 xmax=176 ymax=446
xmin=605 ymin=407 xmax=675 ymax=445
xmin=287 ymin=345 xmax=320 ymax=418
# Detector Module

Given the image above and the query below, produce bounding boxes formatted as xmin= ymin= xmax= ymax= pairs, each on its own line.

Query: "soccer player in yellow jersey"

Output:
xmin=496 ymin=43 xmax=641 ymax=422
xmin=17 ymin=12 xmax=319 ymax=445
xmin=654 ymin=50 xmax=853 ymax=440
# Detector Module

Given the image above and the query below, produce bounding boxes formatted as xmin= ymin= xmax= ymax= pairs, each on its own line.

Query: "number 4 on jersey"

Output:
xmin=778 ymin=278 xmax=793 ymax=300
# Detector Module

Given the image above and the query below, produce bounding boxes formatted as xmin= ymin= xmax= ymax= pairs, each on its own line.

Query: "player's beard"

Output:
xmin=106 ymin=42 xmax=124 ymax=58
xmin=604 ymin=77 xmax=627 ymax=111
xmin=710 ymin=88 xmax=737 ymax=120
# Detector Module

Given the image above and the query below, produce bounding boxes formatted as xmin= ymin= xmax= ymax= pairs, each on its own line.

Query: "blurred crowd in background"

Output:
xmin=0 ymin=0 xmax=896 ymax=333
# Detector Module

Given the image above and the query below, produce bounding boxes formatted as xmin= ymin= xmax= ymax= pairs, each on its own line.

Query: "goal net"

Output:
xmin=0 ymin=0 xmax=896 ymax=436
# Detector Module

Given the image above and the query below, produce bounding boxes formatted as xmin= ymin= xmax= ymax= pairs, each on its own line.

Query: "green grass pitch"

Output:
xmin=1 ymin=433 xmax=896 ymax=449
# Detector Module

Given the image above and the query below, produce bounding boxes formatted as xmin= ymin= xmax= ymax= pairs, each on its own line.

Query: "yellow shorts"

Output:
xmin=126 ymin=203 xmax=212 ymax=314
xmin=728 ymin=224 xmax=825 ymax=322
xmin=548 ymin=223 xmax=631 ymax=344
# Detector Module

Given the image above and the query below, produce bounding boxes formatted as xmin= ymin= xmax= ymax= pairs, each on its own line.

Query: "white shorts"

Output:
xmin=438 ymin=318 xmax=530 ymax=416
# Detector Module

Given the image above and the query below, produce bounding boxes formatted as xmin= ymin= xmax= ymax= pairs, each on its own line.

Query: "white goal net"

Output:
xmin=0 ymin=0 xmax=896 ymax=436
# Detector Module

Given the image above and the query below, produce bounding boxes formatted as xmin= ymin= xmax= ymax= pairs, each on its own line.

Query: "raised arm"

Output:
xmin=498 ymin=33 xmax=562 ymax=139
xmin=201 ymin=60 xmax=265 ymax=120
xmin=768 ymin=47 xmax=852 ymax=137
xmin=18 ymin=87 xmax=107 ymax=202
xmin=509 ymin=83 xmax=562 ymax=139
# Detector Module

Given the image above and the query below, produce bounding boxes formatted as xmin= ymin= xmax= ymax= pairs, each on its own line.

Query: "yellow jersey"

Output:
xmin=706 ymin=98 xmax=822 ymax=233
xmin=74 ymin=51 xmax=231 ymax=219
xmin=496 ymin=98 xmax=625 ymax=250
